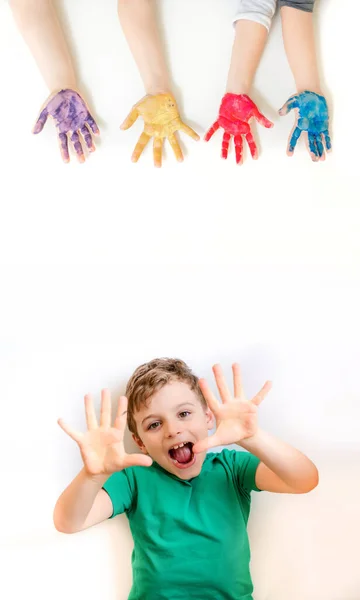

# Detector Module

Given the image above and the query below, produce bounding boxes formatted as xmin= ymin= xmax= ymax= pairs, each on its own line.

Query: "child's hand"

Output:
xmin=205 ymin=93 xmax=273 ymax=164
xmin=33 ymin=89 xmax=100 ymax=163
xmin=58 ymin=391 xmax=153 ymax=476
xmin=193 ymin=364 xmax=272 ymax=454
xmin=120 ymin=93 xmax=199 ymax=168
xmin=279 ymin=91 xmax=331 ymax=162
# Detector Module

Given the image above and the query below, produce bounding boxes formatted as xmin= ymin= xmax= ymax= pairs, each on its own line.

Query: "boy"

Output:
xmin=206 ymin=0 xmax=331 ymax=163
xmin=55 ymin=358 xmax=318 ymax=600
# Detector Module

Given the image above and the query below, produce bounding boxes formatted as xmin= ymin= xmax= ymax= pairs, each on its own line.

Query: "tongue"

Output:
xmin=172 ymin=444 xmax=192 ymax=463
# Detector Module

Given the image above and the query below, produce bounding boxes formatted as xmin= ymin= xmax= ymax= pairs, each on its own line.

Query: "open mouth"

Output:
xmin=168 ymin=441 xmax=196 ymax=470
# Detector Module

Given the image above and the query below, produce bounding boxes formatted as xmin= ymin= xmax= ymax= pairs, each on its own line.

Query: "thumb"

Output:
xmin=254 ymin=109 xmax=274 ymax=129
xmin=124 ymin=453 xmax=153 ymax=468
xmin=32 ymin=108 xmax=48 ymax=134
xmin=120 ymin=108 xmax=138 ymax=130
xmin=193 ymin=433 xmax=221 ymax=455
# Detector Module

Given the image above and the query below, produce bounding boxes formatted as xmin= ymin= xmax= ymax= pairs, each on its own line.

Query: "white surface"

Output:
xmin=0 ymin=1 xmax=359 ymax=599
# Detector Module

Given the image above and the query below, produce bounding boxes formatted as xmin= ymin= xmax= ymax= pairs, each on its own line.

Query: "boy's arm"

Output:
xmin=54 ymin=391 xmax=152 ymax=533
xmin=205 ymin=5 xmax=276 ymax=164
xmin=280 ymin=4 xmax=320 ymax=94
xmin=240 ymin=429 xmax=319 ymax=494
xmin=193 ymin=363 xmax=319 ymax=495
xmin=279 ymin=3 xmax=331 ymax=160
xmin=117 ymin=0 xmax=170 ymax=95
xmin=9 ymin=0 xmax=77 ymax=92
xmin=53 ymin=469 xmax=113 ymax=534
xmin=226 ymin=20 xmax=269 ymax=96
xmin=10 ymin=0 xmax=100 ymax=163
xmin=117 ymin=0 xmax=199 ymax=166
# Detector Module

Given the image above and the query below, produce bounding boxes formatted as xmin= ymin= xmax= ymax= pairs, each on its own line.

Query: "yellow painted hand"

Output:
xmin=120 ymin=93 xmax=199 ymax=167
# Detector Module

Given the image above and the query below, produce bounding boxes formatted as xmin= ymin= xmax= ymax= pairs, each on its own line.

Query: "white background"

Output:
xmin=0 ymin=1 xmax=359 ymax=599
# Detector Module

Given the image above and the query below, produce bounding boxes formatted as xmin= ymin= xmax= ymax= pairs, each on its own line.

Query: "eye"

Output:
xmin=179 ymin=411 xmax=191 ymax=418
xmin=148 ymin=421 xmax=160 ymax=431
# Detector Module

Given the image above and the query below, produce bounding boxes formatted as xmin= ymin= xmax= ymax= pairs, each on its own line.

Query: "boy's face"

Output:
xmin=133 ymin=381 xmax=214 ymax=479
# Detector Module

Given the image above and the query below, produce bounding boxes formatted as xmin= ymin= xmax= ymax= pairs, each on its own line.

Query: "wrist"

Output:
xmin=82 ymin=469 xmax=110 ymax=487
xmin=237 ymin=428 xmax=264 ymax=451
xmin=226 ymin=83 xmax=251 ymax=95
xmin=296 ymin=83 xmax=323 ymax=96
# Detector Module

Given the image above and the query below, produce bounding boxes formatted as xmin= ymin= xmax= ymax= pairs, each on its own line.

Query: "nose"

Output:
xmin=164 ymin=420 xmax=182 ymax=438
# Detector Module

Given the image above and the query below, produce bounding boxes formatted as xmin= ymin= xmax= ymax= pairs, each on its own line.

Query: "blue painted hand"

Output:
xmin=279 ymin=91 xmax=331 ymax=162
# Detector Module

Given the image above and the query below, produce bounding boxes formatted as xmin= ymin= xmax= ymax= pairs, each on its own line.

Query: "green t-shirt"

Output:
xmin=103 ymin=449 xmax=261 ymax=600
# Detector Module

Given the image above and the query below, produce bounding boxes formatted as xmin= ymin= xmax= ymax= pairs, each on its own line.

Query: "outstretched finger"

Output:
xmin=307 ymin=132 xmax=319 ymax=162
xmin=70 ymin=131 xmax=85 ymax=163
xmin=251 ymin=381 xmax=272 ymax=406
xmin=153 ymin=136 xmax=163 ymax=168
xmin=100 ymin=388 xmax=112 ymax=428
xmin=204 ymin=121 xmax=219 ymax=142
xmin=85 ymin=394 xmax=98 ymax=430
xmin=198 ymin=378 xmax=220 ymax=415
xmin=287 ymin=125 xmax=301 ymax=156
xmin=279 ymin=95 xmax=300 ymax=116
xmin=168 ymin=133 xmax=183 ymax=162
xmin=232 ymin=363 xmax=244 ymax=398
xmin=324 ymin=129 xmax=332 ymax=152
xmin=57 ymin=418 xmax=83 ymax=443
xmin=114 ymin=396 xmax=128 ymax=432
xmin=86 ymin=114 xmax=100 ymax=136
xmin=32 ymin=108 xmax=48 ymax=134
xmin=254 ymin=108 xmax=274 ymax=129
xmin=221 ymin=132 xmax=231 ymax=160
xmin=131 ymin=132 xmax=151 ymax=163
xmin=212 ymin=364 xmax=232 ymax=403
xmin=58 ymin=132 xmax=70 ymax=163
xmin=245 ymin=131 xmax=258 ymax=159
xmin=234 ymin=134 xmax=243 ymax=164
xmin=179 ymin=122 xmax=200 ymax=141
xmin=120 ymin=108 xmax=139 ymax=130
xmin=80 ymin=124 xmax=96 ymax=153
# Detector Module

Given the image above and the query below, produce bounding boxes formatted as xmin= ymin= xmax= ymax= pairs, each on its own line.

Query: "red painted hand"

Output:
xmin=205 ymin=94 xmax=273 ymax=163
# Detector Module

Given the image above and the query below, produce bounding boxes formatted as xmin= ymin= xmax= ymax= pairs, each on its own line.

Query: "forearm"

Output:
xmin=281 ymin=6 xmax=321 ymax=93
xmin=239 ymin=428 xmax=319 ymax=490
xmin=53 ymin=468 xmax=109 ymax=532
xmin=227 ymin=20 xmax=268 ymax=95
xmin=118 ymin=0 xmax=171 ymax=95
xmin=9 ymin=0 xmax=77 ymax=92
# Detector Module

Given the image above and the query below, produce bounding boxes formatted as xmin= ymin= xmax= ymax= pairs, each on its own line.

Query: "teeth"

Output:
xmin=171 ymin=442 xmax=187 ymax=450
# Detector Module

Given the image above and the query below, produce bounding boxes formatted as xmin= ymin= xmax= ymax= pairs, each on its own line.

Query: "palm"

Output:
xmin=120 ymin=93 xmax=199 ymax=167
xmin=212 ymin=399 xmax=258 ymax=446
xmin=58 ymin=391 xmax=152 ymax=475
xmin=79 ymin=428 xmax=125 ymax=475
xmin=193 ymin=364 xmax=271 ymax=454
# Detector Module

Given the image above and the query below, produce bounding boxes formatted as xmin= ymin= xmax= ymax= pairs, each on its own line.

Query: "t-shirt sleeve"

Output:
xmin=102 ymin=469 xmax=135 ymax=518
xmin=231 ymin=448 xmax=262 ymax=492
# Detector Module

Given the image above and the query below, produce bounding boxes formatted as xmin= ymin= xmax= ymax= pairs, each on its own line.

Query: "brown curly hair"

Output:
xmin=126 ymin=358 xmax=207 ymax=436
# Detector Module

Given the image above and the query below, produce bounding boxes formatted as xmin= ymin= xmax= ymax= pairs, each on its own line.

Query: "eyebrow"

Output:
xmin=141 ymin=402 xmax=196 ymax=426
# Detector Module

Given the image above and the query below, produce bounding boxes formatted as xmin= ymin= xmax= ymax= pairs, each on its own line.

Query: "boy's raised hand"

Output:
xmin=33 ymin=89 xmax=100 ymax=163
xmin=193 ymin=364 xmax=272 ymax=454
xmin=120 ymin=93 xmax=199 ymax=167
xmin=279 ymin=91 xmax=331 ymax=162
xmin=58 ymin=390 xmax=152 ymax=475
xmin=205 ymin=93 xmax=273 ymax=164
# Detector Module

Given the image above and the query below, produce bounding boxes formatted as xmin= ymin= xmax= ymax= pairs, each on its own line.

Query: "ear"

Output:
xmin=132 ymin=433 xmax=148 ymax=454
xmin=205 ymin=406 xmax=215 ymax=431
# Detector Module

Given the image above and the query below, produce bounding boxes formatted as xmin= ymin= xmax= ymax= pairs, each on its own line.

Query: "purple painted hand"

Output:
xmin=33 ymin=89 xmax=100 ymax=163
